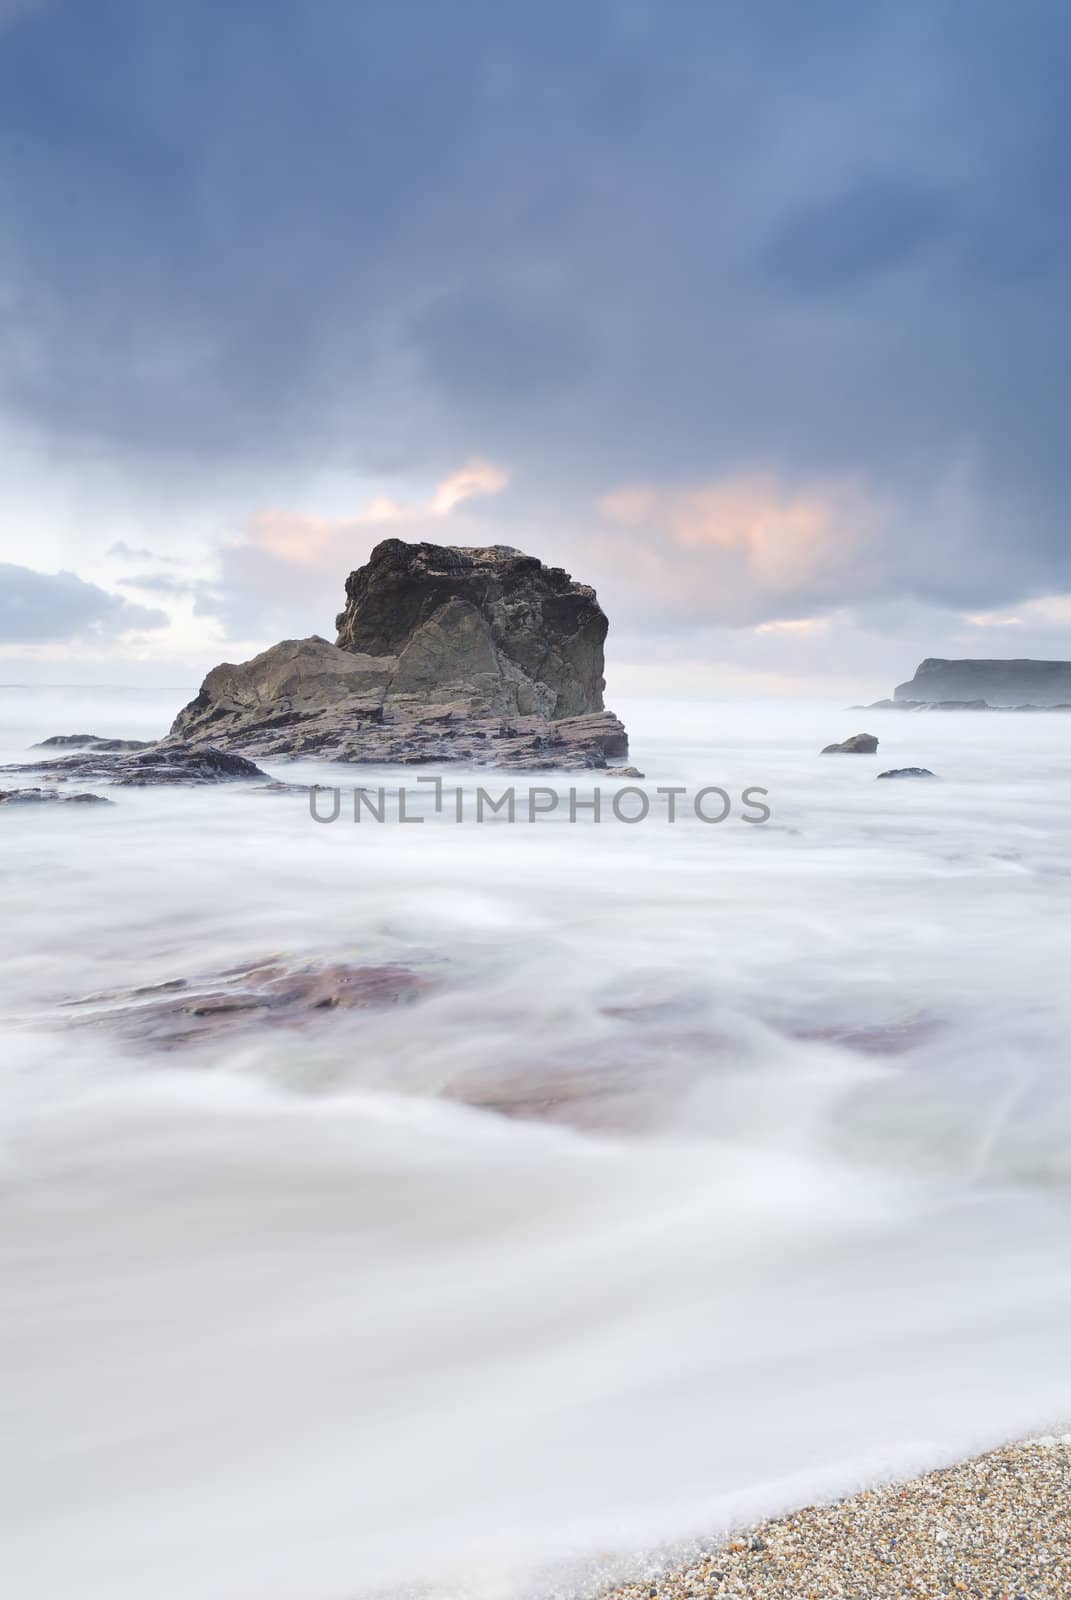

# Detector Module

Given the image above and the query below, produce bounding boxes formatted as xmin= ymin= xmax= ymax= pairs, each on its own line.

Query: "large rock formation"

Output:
xmin=168 ymin=540 xmax=629 ymax=770
xmin=334 ymin=540 xmax=607 ymax=718
xmin=893 ymin=658 xmax=1071 ymax=707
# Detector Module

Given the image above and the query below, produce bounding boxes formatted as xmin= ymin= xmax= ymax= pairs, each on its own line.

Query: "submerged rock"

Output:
xmin=65 ymin=957 xmax=430 ymax=1050
xmin=167 ymin=541 xmax=630 ymax=771
xmin=0 ymin=787 xmax=113 ymax=805
xmin=878 ymin=767 xmax=936 ymax=779
xmin=821 ymin=732 xmax=879 ymax=754
xmin=248 ymin=779 xmax=333 ymax=796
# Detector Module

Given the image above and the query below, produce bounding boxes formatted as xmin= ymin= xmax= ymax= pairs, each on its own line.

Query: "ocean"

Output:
xmin=2 ymin=685 xmax=1070 ymax=1600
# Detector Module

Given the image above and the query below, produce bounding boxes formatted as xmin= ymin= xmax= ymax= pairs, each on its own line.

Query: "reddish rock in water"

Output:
xmin=65 ymin=957 xmax=431 ymax=1050
xmin=780 ymin=1013 xmax=942 ymax=1056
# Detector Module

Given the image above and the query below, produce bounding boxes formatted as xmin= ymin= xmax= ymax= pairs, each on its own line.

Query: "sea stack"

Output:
xmin=168 ymin=540 xmax=629 ymax=770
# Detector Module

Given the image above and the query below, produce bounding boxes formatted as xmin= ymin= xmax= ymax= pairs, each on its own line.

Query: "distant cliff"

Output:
xmin=893 ymin=658 xmax=1071 ymax=707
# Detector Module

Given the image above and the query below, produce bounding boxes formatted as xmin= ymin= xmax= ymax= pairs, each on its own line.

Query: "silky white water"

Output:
xmin=2 ymin=687 xmax=1070 ymax=1600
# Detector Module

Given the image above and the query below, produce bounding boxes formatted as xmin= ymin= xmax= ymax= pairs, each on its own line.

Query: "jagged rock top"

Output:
xmin=334 ymin=539 xmax=607 ymax=718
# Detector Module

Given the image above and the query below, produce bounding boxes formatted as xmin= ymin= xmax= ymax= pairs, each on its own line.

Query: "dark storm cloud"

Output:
xmin=763 ymin=176 xmax=955 ymax=296
xmin=415 ymin=287 xmax=598 ymax=409
xmin=0 ymin=564 xmax=168 ymax=642
xmin=1 ymin=0 xmax=1069 ymax=617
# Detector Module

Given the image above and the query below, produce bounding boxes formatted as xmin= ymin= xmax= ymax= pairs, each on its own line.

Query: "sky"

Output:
xmin=1 ymin=0 xmax=1069 ymax=698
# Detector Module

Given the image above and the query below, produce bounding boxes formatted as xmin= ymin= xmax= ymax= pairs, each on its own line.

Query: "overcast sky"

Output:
xmin=1 ymin=1 xmax=1069 ymax=697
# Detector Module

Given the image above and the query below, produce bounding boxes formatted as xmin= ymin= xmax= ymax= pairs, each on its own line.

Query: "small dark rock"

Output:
xmin=249 ymin=780 xmax=331 ymax=796
xmin=821 ymin=732 xmax=879 ymax=754
xmin=877 ymin=767 xmax=936 ymax=779
xmin=32 ymin=734 xmax=99 ymax=747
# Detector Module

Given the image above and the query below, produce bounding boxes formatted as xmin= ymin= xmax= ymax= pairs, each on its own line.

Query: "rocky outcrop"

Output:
xmin=821 ymin=732 xmax=879 ymax=754
xmin=877 ymin=767 xmax=936 ymax=779
xmin=32 ymin=735 xmax=152 ymax=751
xmin=168 ymin=541 xmax=629 ymax=770
xmin=2 ymin=746 xmax=268 ymax=787
xmin=893 ymin=659 xmax=1071 ymax=707
xmin=0 ymin=787 xmax=113 ymax=805
xmin=859 ymin=697 xmax=993 ymax=711
xmin=334 ymin=540 xmax=606 ymax=717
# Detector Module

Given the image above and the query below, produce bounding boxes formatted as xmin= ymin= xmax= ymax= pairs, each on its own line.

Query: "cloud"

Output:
xmin=0 ymin=563 xmax=169 ymax=644
xmin=0 ymin=2 xmax=1069 ymax=663
xmin=413 ymin=287 xmax=597 ymax=409
xmin=108 ymin=541 xmax=185 ymax=566
xmin=429 ymin=459 xmax=509 ymax=515
xmin=211 ymin=458 xmax=511 ymax=640
xmin=763 ymin=176 xmax=954 ymax=296
xmin=593 ymin=472 xmax=885 ymax=627
xmin=243 ymin=458 xmax=509 ymax=568
xmin=115 ymin=573 xmax=224 ymax=615
xmin=964 ymin=593 xmax=1071 ymax=633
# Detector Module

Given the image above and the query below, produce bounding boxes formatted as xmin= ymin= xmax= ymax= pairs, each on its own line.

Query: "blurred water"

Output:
xmin=2 ymin=687 xmax=1070 ymax=1600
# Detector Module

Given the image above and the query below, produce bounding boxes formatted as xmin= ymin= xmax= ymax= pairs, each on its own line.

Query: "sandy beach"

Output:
xmin=607 ymin=1439 xmax=1070 ymax=1600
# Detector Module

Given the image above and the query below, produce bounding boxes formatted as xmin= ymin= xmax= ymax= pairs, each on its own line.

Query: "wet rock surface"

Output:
xmin=821 ymin=732 xmax=879 ymax=754
xmin=878 ymin=766 xmax=937 ymax=779
xmin=64 ymin=957 xmax=432 ymax=1050
xmin=0 ymin=787 xmax=113 ymax=805
xmin=32 ymin=734 xmax=153 ymax=750
xmin=450 ymin=1008 xmax=944 ymax=1132
xmin=54 ymin=946 xmax=942 ymax=1129
xmin=247 ymin=779 xmax=332 ymax=796
xmin=2 ymin=745 xmax=269 ymax=787
xmin=166 ymin=541 xmax=630 ymax=771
